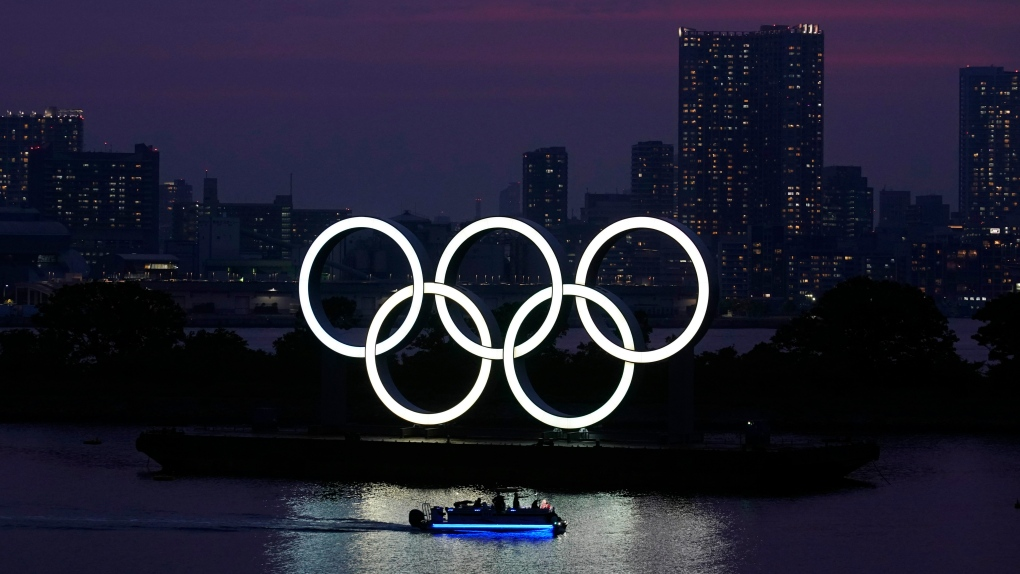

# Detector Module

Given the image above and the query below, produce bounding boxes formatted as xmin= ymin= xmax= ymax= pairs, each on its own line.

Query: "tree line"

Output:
xmin=1 ymin=277 xmax=1017 ymax=429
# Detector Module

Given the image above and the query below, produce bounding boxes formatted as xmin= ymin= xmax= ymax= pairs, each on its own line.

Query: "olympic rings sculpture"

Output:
xmin=299 ymin=216 xmax=717 ymax=430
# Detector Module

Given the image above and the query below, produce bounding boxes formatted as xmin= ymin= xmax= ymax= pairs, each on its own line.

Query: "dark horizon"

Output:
xmin=6 ymin=1 xmax=1019 ymax=221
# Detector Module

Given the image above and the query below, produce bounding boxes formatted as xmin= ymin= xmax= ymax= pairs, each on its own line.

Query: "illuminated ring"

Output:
xmin=503 ymin=284 xmax=638 ymax=429
xmin=575 ymin=216 xmax=713 ymax=364
xmin=298 ymin=216 xmax=427 ymax=358
xmin=434 ymin=217 xmax=564 ymax=359
xmin=364 ymin=282 xmax=496 ymax=426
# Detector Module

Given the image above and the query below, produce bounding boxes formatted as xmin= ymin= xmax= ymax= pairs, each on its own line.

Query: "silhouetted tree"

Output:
xmin=272 ymin=296 xmax=359 ymax=399
xmin=322 ymin=296 xmax=358 ymax=329
xmin=0 ymin=329 xmax=44 ymax=394
xmin=973 ymin=291 xmax=1020 ymax=382
xmin=767 ymin=276 xmax=976 ymax=389
xmin=179 ymin=328 xmax=272 ymax=396
xmin=34 ymin=282 xmax=185 ymax=371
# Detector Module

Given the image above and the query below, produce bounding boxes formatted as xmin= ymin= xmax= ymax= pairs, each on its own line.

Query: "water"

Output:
xmin=2 ymin=424 xmax=1019 ymax=573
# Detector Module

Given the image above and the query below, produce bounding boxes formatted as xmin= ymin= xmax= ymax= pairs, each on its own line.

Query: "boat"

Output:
xmin=408 ymin=497 xmax=567 ymax=535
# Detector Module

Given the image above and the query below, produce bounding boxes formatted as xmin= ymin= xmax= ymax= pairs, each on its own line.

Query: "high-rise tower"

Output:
xmin=678 ymin=24 xmax=824 ymax=243
xmin=27 ymin=143 xmax=160 ymax=265
xmin=0 ymin=107 xmax=83 ymax=206
xmin=631 ymin=141 xmax=676 ymax=219
xmin=522 ymin=147 xmax=568 ymax=228
xmin=821 ymin=166 xmax=873 ymax=241
xmin=959 ymin=66 xmax=1020 ymax=233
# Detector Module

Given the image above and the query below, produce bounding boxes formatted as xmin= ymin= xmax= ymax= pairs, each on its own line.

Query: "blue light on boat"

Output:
xmin=431 ymin=524 xmax=555 ymax=531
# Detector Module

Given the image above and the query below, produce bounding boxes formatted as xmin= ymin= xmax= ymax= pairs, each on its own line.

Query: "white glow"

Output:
xmin=364 ymin=283 xmax=492 ymax=426
xmin=503 ymin=284 xmax=635 ymax=430
xmin=575 ymin=217 xmax=711 ymax=364
xmin=435 ymin=217 xmax=562 ymax=358
xmin=298 ymin=217 xmax=425 ymax=358
xmin=302 ymin=215 xmax=717 ymax=429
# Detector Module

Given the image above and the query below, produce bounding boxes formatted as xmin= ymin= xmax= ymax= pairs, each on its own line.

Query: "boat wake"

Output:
xmin=0 ymin=513 xmax=407 ymax=534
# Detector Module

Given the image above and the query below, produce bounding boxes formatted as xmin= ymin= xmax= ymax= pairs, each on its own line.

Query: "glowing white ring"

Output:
xmin=364 ymin=283 xmax=493 ymax=426
xmin=575 ymin=216 xmax=712 ymax=364
xmin=503 ymin=284 xmax=636 ymax=429
xmin=434 ymin=217 xmax=563 ymax=358
xmin=298 ymin=216 xmax=426 ymax=358
xmin=299 ymin=215 xmax=716 ymax=430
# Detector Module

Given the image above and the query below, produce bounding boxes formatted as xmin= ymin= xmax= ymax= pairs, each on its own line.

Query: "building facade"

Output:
xmin=0 ymin=107 xmax=83 ymax=207
xmin=26 ymin=143 xmax=160 ymax=267
xmin=959 ymin=66 xmax=1020 ymax=235
xmin=498 ymin=181 xmax=521 ymax=217
xmin=523 ymin=147 xmax=568 ymax=228
xmin=821 ymin=166 xmax=874 ymax=241
xmin=631 ymin=141 xmax=676 ymax=219
xmin=678 ymin=24 xmax=824 ymax=243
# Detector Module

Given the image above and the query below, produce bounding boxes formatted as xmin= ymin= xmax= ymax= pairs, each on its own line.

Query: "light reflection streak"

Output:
xmin=270 ymin=483 xmax=736 ymax=573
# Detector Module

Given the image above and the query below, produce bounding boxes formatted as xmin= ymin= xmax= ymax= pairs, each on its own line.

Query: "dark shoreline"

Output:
xmin=3 ymin=393 xmax=1017 ymax=436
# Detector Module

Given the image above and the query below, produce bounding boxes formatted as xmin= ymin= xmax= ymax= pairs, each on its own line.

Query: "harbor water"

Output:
xmin=2 ymin=424 xmax=1019 ymax=573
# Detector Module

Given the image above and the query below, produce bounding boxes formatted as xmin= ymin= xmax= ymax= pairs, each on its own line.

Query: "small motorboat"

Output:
xmin=409 ymin=496 xmax=567 ymax=535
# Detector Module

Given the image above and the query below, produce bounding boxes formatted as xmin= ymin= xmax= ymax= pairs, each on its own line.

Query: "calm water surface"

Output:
xmin=2 ymin=424 xmax=1018 ymax=573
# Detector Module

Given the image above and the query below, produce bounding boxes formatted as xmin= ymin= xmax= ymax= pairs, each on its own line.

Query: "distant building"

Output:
xmin=0 ymin=207 xmax=73 ymax=286
xmin=909 ymin=194 xmax=951 ymax=231
xmin=678 ymin=24 xmax=824 ymax=243
xmin=959 ymin=66 xmax=1020 ymax=235
xmin=216 ymin=195 xmax=293 ymax=261
xmin=202 ymin=174 xmax=219 ymax=205
xmin=498 ymin=182 xmax=521 ymax=217
xmin=523 ymin=147 xmax=568 ymax=228
xmin=631 ymin=141 xmax=676 ymax=219
xmin=160 ymin=178 xmax=194 ymax=249
xmin=581 ymin=193 xmax=634 ymax=227
xmin=0 ymin=107 xmax=83 ymax=207
xmin=26 ymin=143 xmax=160 ymax=268
xmin=291 ymin=207 xmax=352 ymax=248
xmin=878 ymin=189 xmax=911 ymax=232
xmin=821 ymin=166 xmax=874 ymax=241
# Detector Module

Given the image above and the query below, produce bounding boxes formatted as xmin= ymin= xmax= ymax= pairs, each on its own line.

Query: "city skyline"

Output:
xmin=5 ymin=1 xmax=1019 ymax=221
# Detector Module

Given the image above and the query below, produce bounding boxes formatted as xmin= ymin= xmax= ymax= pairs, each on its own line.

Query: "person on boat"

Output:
xmin=493 ymin=491 xmax=506 ymax=512
xmin=531 ymin=499 xmax=540 ymax=509
xmin=512 ymin=491 xmax=521 ymax=510
xmin=474 ymin=497 xmax=482 ymax=507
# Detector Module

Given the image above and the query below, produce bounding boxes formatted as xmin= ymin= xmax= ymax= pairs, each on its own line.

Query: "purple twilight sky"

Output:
xmin=6 ymin=0 xmax=1019 ymax=222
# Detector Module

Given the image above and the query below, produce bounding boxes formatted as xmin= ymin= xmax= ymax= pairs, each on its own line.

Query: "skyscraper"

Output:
xmin=958 ymin=66 xmax=1019 ymax=233
xmin=821 ymin=166 xmax=874 ymax=241
xmin=631 ymin=141 xmax=676 ymax=219
xmin=27 ymin=143 xmax=160 ymax=266
xmin=522 ymin=147 xmax=568 ymax=228
xmin=877 ymin=189 xmax=911 ymax=231
xmin=0 ymin=107 xmax=83 ymax=206
xmin=678 ymin=24 xmax=824 ymax=243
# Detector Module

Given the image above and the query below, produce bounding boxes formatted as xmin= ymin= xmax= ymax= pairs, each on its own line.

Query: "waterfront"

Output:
xmin=221 ymin=317 xmax=989 ymax=363
xmin=2 ymin=424 xmax=1018 ymax=573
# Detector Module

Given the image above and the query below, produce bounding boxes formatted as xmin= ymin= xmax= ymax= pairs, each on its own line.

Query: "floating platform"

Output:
xmin=136 ymin=428 xmax=879 ymax=491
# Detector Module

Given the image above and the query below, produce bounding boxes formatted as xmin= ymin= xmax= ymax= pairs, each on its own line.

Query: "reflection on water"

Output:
xmin=270 ymin=483 xmax=735 ymax=573
xmin=2 ymin=425 xmax=1020 ymax=573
